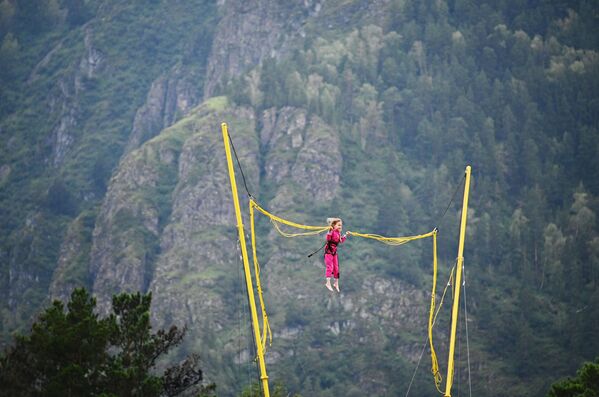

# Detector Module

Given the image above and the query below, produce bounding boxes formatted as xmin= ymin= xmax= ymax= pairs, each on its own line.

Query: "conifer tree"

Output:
xmin=0 ymin=288 xmax=216 ymax=397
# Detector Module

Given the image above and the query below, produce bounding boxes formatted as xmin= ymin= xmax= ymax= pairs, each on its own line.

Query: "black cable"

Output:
xmin=236 ymin=239 xmax=260 ymax=390
xmin=227 ymin=131 xmax=254 ymax=198
xmin=307 ymin=242 xmax=327 ymax=258
xmin=433 ymin=172 xmax=466 ymax=229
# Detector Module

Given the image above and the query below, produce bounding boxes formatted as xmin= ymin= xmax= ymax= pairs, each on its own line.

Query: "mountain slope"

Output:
xmin=1 ymin=1 xmax=599 ymax=396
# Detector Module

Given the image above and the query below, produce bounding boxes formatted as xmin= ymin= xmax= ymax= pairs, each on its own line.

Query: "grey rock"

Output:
xmin=126 ymin=65 xmax=203 ymax=153
xmin=203 ymin=0 xmax=308 ymax=98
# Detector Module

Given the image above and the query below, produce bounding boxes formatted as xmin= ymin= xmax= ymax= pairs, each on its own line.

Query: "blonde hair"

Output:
xmin=327 ymin=217 xmax=342 ymax=227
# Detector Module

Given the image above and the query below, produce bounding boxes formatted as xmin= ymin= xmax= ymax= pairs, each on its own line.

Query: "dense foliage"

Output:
xmin=222 ymin=0 xmax=599 ymax=394
xmin=0 ymin=0 xmax=217 ymax=337
xmin=548 ymin=358 xmax=599 ymax=397
xmin=0 ymin=0 xmax=598 ymax=396
xmin=0 ymin=288 xmax=215 ymax=396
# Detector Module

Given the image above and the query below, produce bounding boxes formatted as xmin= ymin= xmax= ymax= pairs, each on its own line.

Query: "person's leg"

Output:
xmin=333 ymin=256 xmax=340 ymax=292
xmin=325 ymin=255 xmax=334 ymax=291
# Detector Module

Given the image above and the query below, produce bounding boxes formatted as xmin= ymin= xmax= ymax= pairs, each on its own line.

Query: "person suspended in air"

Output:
xmin=324 ymin=218 xmax=350 ymax=292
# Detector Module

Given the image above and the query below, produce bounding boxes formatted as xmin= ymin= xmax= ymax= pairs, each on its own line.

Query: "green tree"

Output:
xmin=62 ymin=0 xmax=90 ymax=27
xmin=0 ymin=288 xmax=216 ymax=397
xmin=548 ymin=358 xmax=599 ymax=397
xmin=0 ymin=33 xmax=19 ymax=80
xmin=44 ymin=178 xmax=78 ymax=216
xmin=15 ymin=0 xmax=62 ymax=33
xmin=0 ymin=0 xmax=16 ymax=36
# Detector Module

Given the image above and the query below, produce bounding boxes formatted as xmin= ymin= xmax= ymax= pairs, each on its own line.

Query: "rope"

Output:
xmin=463 ymin=266 xmax=473 ymax=397
xmin=251 ymin=200 xmax=330 ymax=233
xmin=226 ymin=123 xmax=471 ymax=394
xmin=424 ymin=169 xmax=466 ymax=394
xmin=432 ymin=174 xmax=465 ymax=229
xmin=433 ymin=264 xmax=455 ymax=328
xmin=428 ymin=230 xmax=443 ymax=391
xmin=249 ymin=198 xmax=439 ymax=361
xmin=236 ymin=239 xmax=256 ymax=389
xmin=270 ymin=218 xmax=329 ymax=237
xmin=457 ymin=301 xmax=462 ymax=397
xmin=404 ymin=340 xmax=428 ymax=397
xmin=236 ymin=240 xmax=244 ymax=392
xmin=406 ymin=266 xmax=454 ymax=397
xmin=245 ymin=177 xmax=462 ymax=394
xmin=307 ymin=242 xmax=327 ymax=258
xmin=227 ymin=129 xmax=254 ymax=198
xmin=348 ymin=230 xmax=435 ymax=245
xmin=249 ymin=202 xmax=273 ymax=354
xmin=430 ymin=265 xmax=456 ymax=394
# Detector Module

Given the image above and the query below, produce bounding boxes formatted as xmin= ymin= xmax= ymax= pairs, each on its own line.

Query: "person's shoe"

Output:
xmin=334 ymin=284 xmax=340 ymax=292
xmin=325 ymin=283 xmax=334 ymax=292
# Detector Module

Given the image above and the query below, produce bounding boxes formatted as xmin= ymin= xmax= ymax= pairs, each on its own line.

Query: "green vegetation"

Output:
xmin=0 ymin=288 xmax=216 ymax=396
xmin=0 ymin=0 xmax=217 ymax=337
xmin=222 ymin=1 xmax=599 ymax=394
xmin=1 ymin=0 xmax=598 ymax=396
xmin=548 ymin=358 xmax=599 ymax=397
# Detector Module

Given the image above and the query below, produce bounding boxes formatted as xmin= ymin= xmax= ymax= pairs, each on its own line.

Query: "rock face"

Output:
xmin=126 ymin=65 xmax=204 ymax=153
xmin=203 ymin=0 xmax=309 ymax=98
xmin=261 ymin=107 xmax=342 ymax=210
xmin=5 ymin=2 xmax=479 ymax=394
xmin=48 ymin=26 xmax=105 ymax=166
xmin=89 ymin=142 xmax=165 ymax=312
xmin=84 ymin=96 xmax=353 ymax=389
xmin=48 ymin=211 xmax=95 ymax=303
xmin=149 ymin=105 xmax=259 ymax=330
xmin=1 ymin=19 xmax=123 ymax=336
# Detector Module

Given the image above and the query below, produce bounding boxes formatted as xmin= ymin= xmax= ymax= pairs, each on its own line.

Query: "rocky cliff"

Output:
xmin=3 ymin=0 xmax=597 ymax=396
xmin=0 ymin=1 xmax=483 ymax=394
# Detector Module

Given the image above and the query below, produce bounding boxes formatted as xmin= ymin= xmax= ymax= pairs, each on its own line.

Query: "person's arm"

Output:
xmin=340 ymin=231 xmax=347 ymax=243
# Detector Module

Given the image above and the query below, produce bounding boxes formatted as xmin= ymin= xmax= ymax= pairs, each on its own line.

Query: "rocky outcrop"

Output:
xmin=2 ymin=212 xmax=64 ymax=330
xmin=90 ymin=98 xmax=259 ymax=317
xmin=261 ymin=107 xmax=342 ymax=211
xmin=125 ymin=65 xmax=204 ymax=153
xmin=47 ymin=26 xmax=105 ymax=167
xmin=203 ymin=0 xmax=310 ymax=98
xmin=149 ymin=104 xmax=259 ymax=329
xmin=47 ymin=79 xmax=77 ymax=167
xmin=48 ymin=211 xmax=95 ymax=303
xmin=89 ymin=128 xmax=176 ymax=312
xmin=90 ymin=147 xmax=163 ymax=311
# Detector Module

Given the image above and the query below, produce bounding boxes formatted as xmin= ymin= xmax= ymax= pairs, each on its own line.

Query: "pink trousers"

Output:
xmin=324 ymin=254 xmax=339 ymax=279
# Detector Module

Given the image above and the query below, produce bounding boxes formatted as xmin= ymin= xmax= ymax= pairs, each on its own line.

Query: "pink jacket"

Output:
xmin=324 ymin=229 xmax=346 ymax=256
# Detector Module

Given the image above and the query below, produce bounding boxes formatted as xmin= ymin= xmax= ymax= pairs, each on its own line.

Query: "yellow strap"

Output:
xmin=249 ymin=201 xmax=272 ymax=353
xmin=428 ymin=231 xmax=443 ymax=392
xmin=251 ymin=201 xmax=330 ymax=233
xmin=429 ymin=259 xmax=456 ymax=394
xmin=270 ymin=219 xmax=330 ymax=237
xmin=249 ymin=196 xmax=444 ymax=392
xmin=348 ymin=230 xmax=435 ymax=245
xmin=433 ymin=265 xmax=455 ymax=327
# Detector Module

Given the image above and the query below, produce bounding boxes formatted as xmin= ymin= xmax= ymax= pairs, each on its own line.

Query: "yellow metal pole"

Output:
xmin=221 ymin=122 xmax=270 ymax=397
xmin=444 ymin=165 xmax=472 ymax=397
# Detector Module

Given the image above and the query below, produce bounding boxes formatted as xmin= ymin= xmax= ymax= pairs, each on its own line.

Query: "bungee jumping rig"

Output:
xmin=221 ymin=122 xmax=472 ymax=397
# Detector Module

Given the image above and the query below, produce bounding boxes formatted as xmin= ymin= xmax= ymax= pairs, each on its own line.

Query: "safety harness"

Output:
xmin=324 ymin=231 xmax=340 ymax=256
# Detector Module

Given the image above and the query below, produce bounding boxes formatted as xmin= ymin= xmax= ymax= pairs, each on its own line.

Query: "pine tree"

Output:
xmin=548 ymin=358 xmax=599 ymax=397
xmin=0 ymin=288 xmax=216 ymax=397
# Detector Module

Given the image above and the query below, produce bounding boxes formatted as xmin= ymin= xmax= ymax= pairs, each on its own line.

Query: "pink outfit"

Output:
xmin=324 ymin=229 xmax=346 ymax=279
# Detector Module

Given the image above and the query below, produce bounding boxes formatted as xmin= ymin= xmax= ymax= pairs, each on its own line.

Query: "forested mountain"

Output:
xmin=1 ymin=0 xmax=598 ymax=396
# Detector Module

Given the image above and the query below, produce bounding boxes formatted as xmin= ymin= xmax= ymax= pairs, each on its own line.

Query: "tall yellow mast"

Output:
xmin=444 ymin=165 xmax=472 ymax=397
xmin=221 ymin=122 xmax=270 ymax=397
